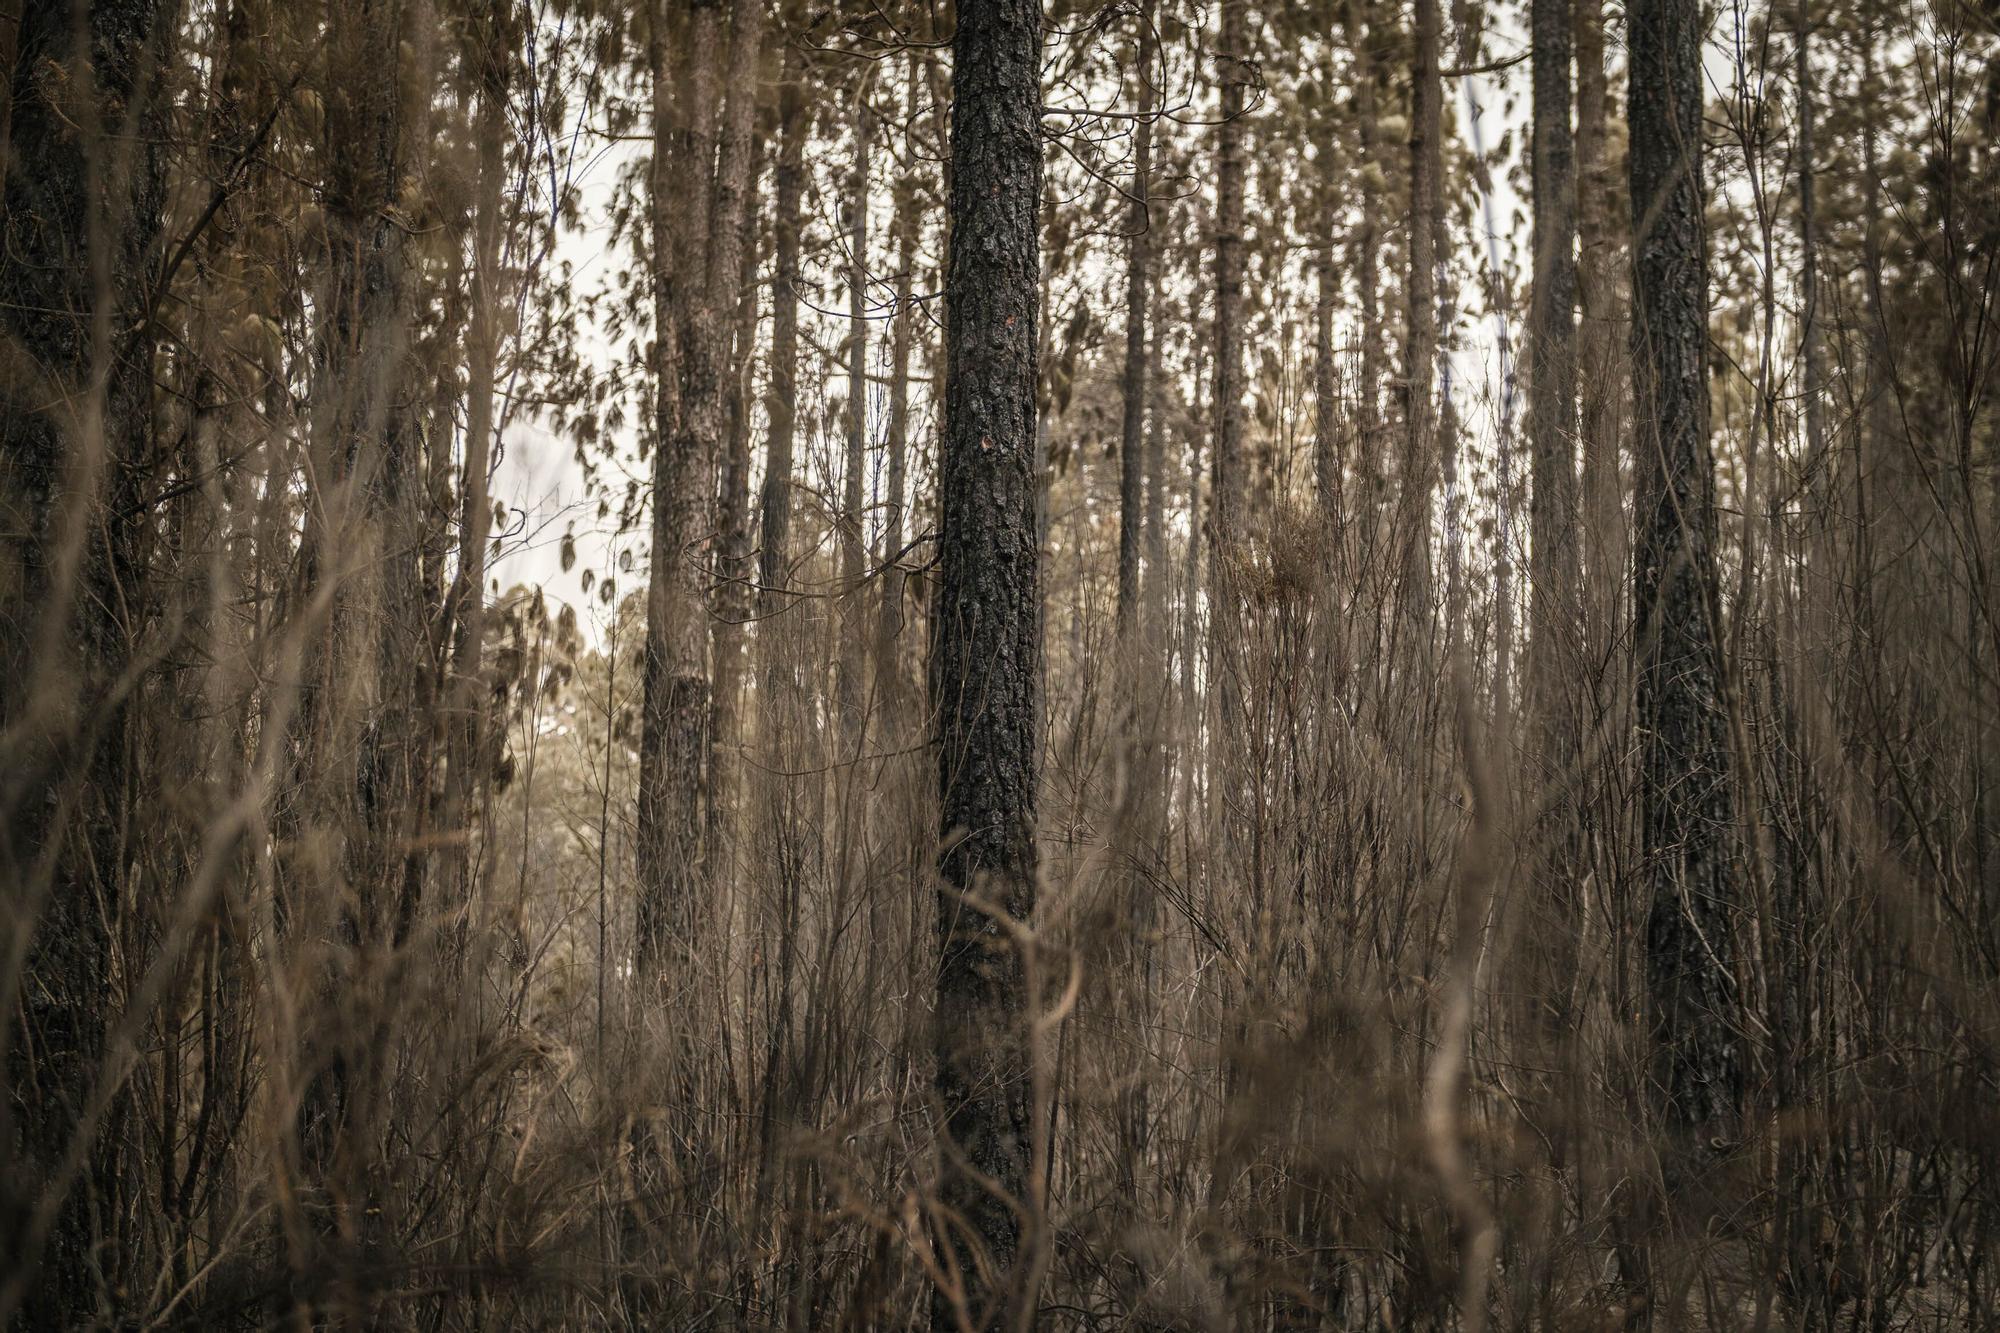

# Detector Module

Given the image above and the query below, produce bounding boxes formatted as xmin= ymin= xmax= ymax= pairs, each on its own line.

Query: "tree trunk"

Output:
xmin=637 ymin=0 xmax=761 ymax=978
xmin=1402 ymin=0 xmax=1442 ymax=634
xmin=1347 ymin=0 xmax=1385 ymax=553
xmin=839 ymin=85 xmax=872 ymax=745
xmin=930 ymin=0 xmax=1043 ymax=1322
xmin=1208 ymin=0 xmax=1249 ymax=903
xmin=1574 ymin=0 xmax=1622 ymax=667
xmin=440 ymin=3 xmax=511 ymax=943
xmin=1118 ymin=3 xmax=1156 ymax=642
xmin=712 ymin=125 xmax=765 ymax=877
xmin=1528 ymin=0 xmax=1579 ymax=723
xmin=876 ymin=59 xmax=919 ymax=718
xmin=1629 ymin=0 xmax=1742 ymax=1194
xmin=757 ymin=59 xmax=807 ymax=624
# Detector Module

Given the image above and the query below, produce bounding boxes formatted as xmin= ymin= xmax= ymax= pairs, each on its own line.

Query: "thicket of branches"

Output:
xmin=3 ymin=0 xmax=1999 ymax=1327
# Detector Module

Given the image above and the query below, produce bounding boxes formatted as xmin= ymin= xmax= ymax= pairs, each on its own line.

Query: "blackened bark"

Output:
xmin=1629 ymin=0 xmax=1742 ymax=1186
xmin=0 ymin=1 xmax=176 ymax=1320
xmin=930 ymin=0 xmax=1042 ymax=1323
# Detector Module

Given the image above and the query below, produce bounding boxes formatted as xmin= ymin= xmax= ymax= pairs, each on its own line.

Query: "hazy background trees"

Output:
xmin=3 ymin=0 xmax=1999 ymax=1326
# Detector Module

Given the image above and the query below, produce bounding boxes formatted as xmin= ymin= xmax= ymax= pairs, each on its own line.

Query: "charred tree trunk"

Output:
xmin=930 ymin=0 xmax=1043 ymax=1322
xmin=1629 ymin=0 xmax=1743 ymax=1199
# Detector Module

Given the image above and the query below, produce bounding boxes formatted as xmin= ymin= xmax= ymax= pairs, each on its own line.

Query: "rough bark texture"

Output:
xmin=1528 ymin=0 xmax=1579 ymax=719
xmin=635 ymin=10 xmax=699 ymax=975
xmin=1574 ymin=0 xmax=1623 ymax=662
xmin=712 ymin=126 xmax=764 ymax=869
xmin=637 ymin=0 xmax=761 ymax=976
xmin=930 ymin=0 xmax=1042 ymax=1321
xmin=1628 ymin=0 xmax=1743 ymax=1185
xmin=1526 ymin=0 xmax=1582 ymax=1048
xmin=0 ymin=1 xmax=176 ymax=1320
xmin=1208 ymin=0 xmax=1250 ymax=886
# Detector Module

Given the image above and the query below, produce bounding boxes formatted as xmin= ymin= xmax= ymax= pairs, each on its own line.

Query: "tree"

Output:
xmin=930 ymin=0 xmax=1043 ymax=1321
xmin=1401 ymin=0 xmax=1442 ymax=635
xmin=1629 ymin=0 xmax=1742 ymax=1200
xmin=636 ymin=0 xmax=762 ymax=978
xmin=1528 ymin=0 xmax=1579 ymax=728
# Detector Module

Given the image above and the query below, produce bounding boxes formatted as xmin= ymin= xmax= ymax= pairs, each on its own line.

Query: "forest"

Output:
xmin=3 ymin=0 xmax=1999 ymax=1326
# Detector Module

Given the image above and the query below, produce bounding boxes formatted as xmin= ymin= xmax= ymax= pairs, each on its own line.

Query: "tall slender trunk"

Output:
xmin=440 ymin=7 xmax=511 ymax=937
xmin=637 ymin=0 xmax=762 ymax=977
xmin=1575 ymin=0 xmax=1622 ymax=664
xmin=1528 ymin=0 xmax=1579 ymax=723
xmin=876 ymin=59 xmax=920 ymax=717
xmin=636 ymin=10 xmax=696 ymax=979
xmin=1629 ymin=0 xmax=1742 ymax=1197
xmin=1525 ymin=0 xmax=1582 ymax=1061
xmin=1402 ymin=0 xmax=1442 ymax=635
xmin=1347 ymin=0 xmax=1385 ymax=557
xmin=1314 ymin=244 xmax=1341 ymax=538
xmin=1112 ymin=0 xmax=1161 ymax=1217
xmin=839 ymin=86 xmax=872 ymax=745
xmin=931 ymin=0 xmax=1043 ymax=1321
xmin=1794 ymin=7 xmax=1827 ymax=495
xmin=712 ymin=127 xmax=765 ymax=876
xmin=1118 ymin=3 xmax=1156 ymax=642
xmin=1211 ymin=0 xmax=1247 ymax=563
xmin=757 ymin=61 xmax=808 ymax=627
xmin=1208 ymin=0 xmax=1249 ymax=904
